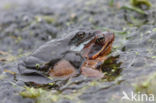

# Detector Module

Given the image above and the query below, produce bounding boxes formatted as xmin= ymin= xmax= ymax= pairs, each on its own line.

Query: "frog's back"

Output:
xmin=18 ymin=29 xmax=97 ymax=77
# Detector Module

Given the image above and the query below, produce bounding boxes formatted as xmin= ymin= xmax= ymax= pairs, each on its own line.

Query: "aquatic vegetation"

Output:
xmin=121 ymin=5 xmax=146 ymax=15
xmin=133 ymin=73 xmax=156 ymax=95
xmin=1 ymin=0 xmax=156 ymax=103
xmin=20 ymin=85 xmax=85 ymax=103
xmin=109 ymin=0 xmax=114 ymax=6
xmin=35 ymin=16 xmax=55 ymax=24
xmin=131 ymin=0 xmax=151 ymax=9
xmin=0 ymin=73 xmax=7 ymax=80
xmin=102 ymin=55 xmax=122 ymax=81
xmin=121 ymin=0 xmax=151 ymax=15
xmin=152 ymin=28 xmax=156 ymax=32
xmin=20 ymin=78 xmax=116 ymax=103
xmin=121 ymin=0 xmax=151 ymax=26
xmin=20 ymin=87 xmax=42 ymax=98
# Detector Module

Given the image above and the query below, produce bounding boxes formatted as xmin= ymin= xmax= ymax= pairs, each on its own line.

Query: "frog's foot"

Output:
xmin=81 ymin=67 xmax=104 ymax=78
xmin=49 ymin=59 xmax=77 ymax=78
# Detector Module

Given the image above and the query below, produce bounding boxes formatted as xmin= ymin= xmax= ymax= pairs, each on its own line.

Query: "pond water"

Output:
xmin=0 ymin=0 xmax=156 ymax=103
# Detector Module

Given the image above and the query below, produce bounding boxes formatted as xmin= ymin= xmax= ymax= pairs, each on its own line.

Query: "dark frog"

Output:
xmin=18 ymin=30 xmax=115 ymax=80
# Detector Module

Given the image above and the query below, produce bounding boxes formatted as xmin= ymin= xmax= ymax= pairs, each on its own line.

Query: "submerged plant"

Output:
xmin=130 ymin=0 xmax=151 ymax=9
xmin=109 ymin=0 xmax=114 ymax=6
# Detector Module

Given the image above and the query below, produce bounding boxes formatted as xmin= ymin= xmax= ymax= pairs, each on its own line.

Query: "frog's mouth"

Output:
xmin=88 ymin=32 xmax=115 ymax=59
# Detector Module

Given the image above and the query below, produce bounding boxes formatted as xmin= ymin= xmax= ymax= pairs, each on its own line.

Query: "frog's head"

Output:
xmin=69 ymin=30 xmax=96 ymax=46
xmin=82 ymin=31 xmax=115 ymax=59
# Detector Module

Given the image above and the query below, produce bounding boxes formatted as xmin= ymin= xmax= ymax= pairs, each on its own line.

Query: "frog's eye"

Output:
xmin=95 ymin=37 xmax=105 ymax=45
xmin=77 ymin=32 xmax=85 ymax=39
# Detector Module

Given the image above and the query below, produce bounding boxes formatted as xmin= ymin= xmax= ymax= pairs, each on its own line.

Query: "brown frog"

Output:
xmin=80 ymin=32 xmax=114 ymax=78
xmin=18 ymin=30 xmax=114 ymax=79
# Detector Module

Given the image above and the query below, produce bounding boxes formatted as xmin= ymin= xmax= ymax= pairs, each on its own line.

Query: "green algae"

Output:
xmin=133 ymin=72 xmax=156 ymax=95
xmin=109 ymin=0 xmax=114 ymax=7
xmin=1 ymin=0 xmax=156 ymax=103
xmin=85 ymin=0 xmax=97 ymax=6
xmin=131 ymin=0 xmax=151 ymax=9
xmin=121 ymin=5 xmax=146 ymax=15
xmin=20 ymin=87 xmax=43 ymax=98
xmin=20 ymin=86 xmax=82 ymax=103
xmin=15 ymin=36 xmax=22 ymax=43
xmin=93 ymin=26 xmax=128 ymax=35
xmin=121 ymin=0 xmax=152 ymax=16
xmin=102 ymin=55 xmax=122 ymax=81
xmin=0 ymin=73 xmax=7 ymax=80
xmin=151 ymin=56 xmax=156 ymax=59
xmin=3 ymin=3 xmax=15 ymax=10
xmin=20 ymin=79 xmax=114 ymax=103
xmin=35 ymin=16 xmax=55 ymax=24
xmin=152 ymin=28 xmax=156 ymax=32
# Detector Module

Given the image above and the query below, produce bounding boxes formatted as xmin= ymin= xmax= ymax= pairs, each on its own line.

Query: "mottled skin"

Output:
xmin=18 ymin=30 xmax=114 ymax=79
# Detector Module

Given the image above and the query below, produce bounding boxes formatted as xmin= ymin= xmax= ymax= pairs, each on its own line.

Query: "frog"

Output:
xmin=18 ymin=29 xmax=114 ymax=79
